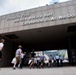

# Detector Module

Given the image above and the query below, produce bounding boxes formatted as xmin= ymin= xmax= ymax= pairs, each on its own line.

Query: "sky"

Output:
xmin=0 ymin=0 xmax=70 ymax=16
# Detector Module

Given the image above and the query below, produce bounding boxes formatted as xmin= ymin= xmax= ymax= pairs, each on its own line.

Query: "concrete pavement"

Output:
xmin=0 ymin=67 xmax=76 ymax=75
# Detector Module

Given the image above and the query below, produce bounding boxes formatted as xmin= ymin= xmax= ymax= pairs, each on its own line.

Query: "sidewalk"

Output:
xmin=0 ymin=67 xmax=76 ymax=75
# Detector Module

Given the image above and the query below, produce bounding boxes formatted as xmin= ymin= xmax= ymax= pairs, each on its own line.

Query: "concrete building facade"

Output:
xmin=0 ymin=0 xmax=76 ymax=67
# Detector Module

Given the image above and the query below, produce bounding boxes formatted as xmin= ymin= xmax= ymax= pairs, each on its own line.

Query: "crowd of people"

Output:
xmin=0 ymin=39 xmax=64 ymax=70
xmin=28 ymin=51 xmax=46 ymax=69
xmin=11 ymin=48 xmax=47 ymax=69
xmin=28 ymin=52 xmax=63 ymax=69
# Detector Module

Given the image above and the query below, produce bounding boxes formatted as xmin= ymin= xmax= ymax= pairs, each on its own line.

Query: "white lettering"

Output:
xmin=6 ymin=13 xmax=75 ymax=26
xmin=50 ymin=17 xmax=56 ymax=21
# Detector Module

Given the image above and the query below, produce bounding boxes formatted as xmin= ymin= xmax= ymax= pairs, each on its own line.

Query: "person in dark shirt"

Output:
xmin=29 ymin=49 xmax=36 ymax=69
xmin=31 ymin=51 xmax=36 ymax=58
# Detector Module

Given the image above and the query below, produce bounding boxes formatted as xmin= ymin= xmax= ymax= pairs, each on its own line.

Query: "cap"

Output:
xmin=18 ymin=45 xmax=22 ymax=48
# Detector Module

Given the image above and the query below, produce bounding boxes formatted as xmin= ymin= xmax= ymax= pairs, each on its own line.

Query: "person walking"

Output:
xmin=55 ymin=54 xmax=59 ymax=67
xmin=29 ymin=49 xmax=36 ymax=69
xmin=59 ymin=55 xmax=63 ymax=66
xmin=20 ymin=51 xmax=26 ymax=68
xmin=13 ymin=45 xmax=22 ymax=69
xmin=36 ymin=55 xmax=40 ymax=68
xmin=0 ymin=39 xmax=5 ymax=62
xmin=11 ymin=57 xmax=16 ymax=69
xmin=39 ymin=52 xmax=46 ymax=68
xmin=0 ymin=39 xmax=5 ymax=70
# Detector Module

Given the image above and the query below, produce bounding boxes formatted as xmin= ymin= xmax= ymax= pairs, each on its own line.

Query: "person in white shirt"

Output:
xmin=55 ymin=54 xmax=59 ymax=67
xmin=39 ymin=52 xmax=46 ymax=68
xmin=13 ymin=45 xmax=22 ymax=69
xmin=11 ymin=57 xmax=16 ymax=69
xmin=0 ymin=39 xmax=5 ymax=62
xmin=20 ymin=51 xmax=26 ymax=68
xmin=59 ymin=55 xmax=63 ymax=66
xmin=36 ymin=55 xmax=40 ymax=68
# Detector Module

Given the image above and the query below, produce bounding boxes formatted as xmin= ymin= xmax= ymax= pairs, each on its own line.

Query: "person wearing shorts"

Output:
xmin=29 ymin=49 xmax=36 ymax=69
xmin=13 ymin=45 xmax=22 ymax=69
xmin=39 ymin=52 xmax=46 ymax=68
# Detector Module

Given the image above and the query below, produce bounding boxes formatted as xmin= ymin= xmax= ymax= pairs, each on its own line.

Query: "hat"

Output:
xmin=18 ymin=45 xmax=22 ymax=48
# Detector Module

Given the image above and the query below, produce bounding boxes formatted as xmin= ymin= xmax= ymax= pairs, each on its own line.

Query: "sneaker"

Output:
xmin=13 ymin=67 xmax=16 ymax=69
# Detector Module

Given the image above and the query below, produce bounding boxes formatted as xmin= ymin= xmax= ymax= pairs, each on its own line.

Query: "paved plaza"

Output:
xmin=0 ymin=67 xmax=76 ymax=75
